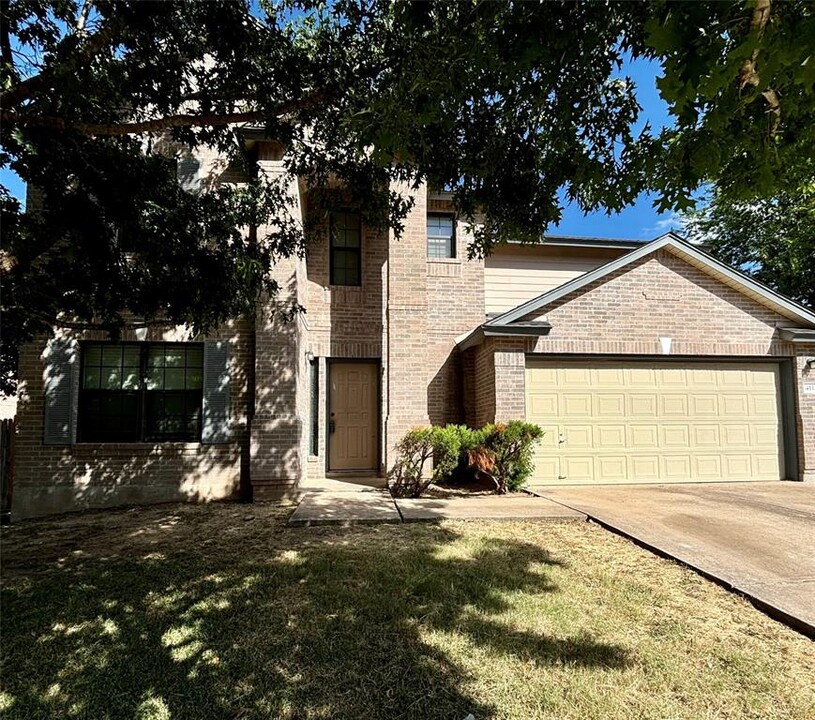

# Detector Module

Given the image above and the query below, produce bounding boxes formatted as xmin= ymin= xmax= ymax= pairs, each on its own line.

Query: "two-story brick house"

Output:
xmin=13 ymin=141 xmax=815 ymax=517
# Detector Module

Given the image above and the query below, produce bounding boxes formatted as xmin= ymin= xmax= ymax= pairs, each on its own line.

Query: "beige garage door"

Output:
xmin=526 ymin=359 xmax=785 ymax=484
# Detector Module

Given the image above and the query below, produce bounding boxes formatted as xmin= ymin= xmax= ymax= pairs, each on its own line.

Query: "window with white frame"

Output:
xmin=426 ymin=213 xmax=455 ymax=259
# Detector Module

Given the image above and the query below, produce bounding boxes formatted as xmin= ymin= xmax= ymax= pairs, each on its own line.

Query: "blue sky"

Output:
xmin=1 ymin=56 xmax=683 ymax=237
xmin=552 ymin=56 xmax=684 ymax=240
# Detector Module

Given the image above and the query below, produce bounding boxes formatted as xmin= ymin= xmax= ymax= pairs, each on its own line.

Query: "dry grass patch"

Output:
xmin=1 ymin=502 xmax=813 ymax=719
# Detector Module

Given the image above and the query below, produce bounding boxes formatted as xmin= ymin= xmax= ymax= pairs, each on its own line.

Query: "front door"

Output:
xmin=328 ymin=362 xmax=379 ymax=472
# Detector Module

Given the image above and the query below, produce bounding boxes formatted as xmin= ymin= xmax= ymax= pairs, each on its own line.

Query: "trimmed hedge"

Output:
xmin=388 ymin=421 xmax=544 ymax=498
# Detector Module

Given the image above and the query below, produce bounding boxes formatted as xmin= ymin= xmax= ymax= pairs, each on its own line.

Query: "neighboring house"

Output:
xmin=13 ymin=140 xmax=815 ymax=518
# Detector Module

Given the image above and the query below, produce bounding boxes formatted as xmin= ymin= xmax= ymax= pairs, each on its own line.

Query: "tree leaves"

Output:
xmin=1 ymin=0 xmax=814 ymax=392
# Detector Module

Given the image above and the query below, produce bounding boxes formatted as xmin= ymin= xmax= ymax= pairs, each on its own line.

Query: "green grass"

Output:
xmin=1 ymin=503 xmax=813 ymax=720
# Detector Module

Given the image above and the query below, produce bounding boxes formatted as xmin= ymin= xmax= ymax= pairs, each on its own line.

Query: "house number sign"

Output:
xmin=804 ymin=383 xmax=815 ymax=395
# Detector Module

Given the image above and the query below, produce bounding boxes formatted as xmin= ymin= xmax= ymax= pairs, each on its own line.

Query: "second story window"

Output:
xmin=330 ymin=210 xmax=362 ymax=286
xmin=427 ymin=214 xmax=455 ymax=259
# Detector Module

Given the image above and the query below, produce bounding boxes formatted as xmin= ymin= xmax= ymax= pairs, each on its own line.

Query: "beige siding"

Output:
xmin=484 ymin=245 xmax=629 ymax=315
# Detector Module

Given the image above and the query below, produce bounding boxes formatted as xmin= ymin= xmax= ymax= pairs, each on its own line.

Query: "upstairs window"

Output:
xmin=427 ymin=214 xmax=455 ymax=259
xmin=78 ymin=342 xmax=203 ymax=443
xmin=330 ymin=211 xmax=362 ymax=286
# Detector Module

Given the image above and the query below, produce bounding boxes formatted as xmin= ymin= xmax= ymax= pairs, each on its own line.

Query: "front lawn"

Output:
xmin=1 ymin=503 xmax=813 ymax=720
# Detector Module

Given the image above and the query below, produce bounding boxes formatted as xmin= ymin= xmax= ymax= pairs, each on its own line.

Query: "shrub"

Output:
xmin=389 ymin=421 xmax=544 ymax=497
xmin=387 ymin=426 xmax=434 ymax=498
xmin=482 ymin=421 xmax=544 ymax=493
xmin=429 ymin=424 xmax=486 ymax=484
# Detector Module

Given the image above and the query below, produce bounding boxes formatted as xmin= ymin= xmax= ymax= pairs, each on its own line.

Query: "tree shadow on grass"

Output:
xmin=1 ymin=507 xmax=631 ymax=719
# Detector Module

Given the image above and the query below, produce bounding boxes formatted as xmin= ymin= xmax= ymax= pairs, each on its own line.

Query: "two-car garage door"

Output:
xmin=526 ymin=359 xmax=786 ymax=485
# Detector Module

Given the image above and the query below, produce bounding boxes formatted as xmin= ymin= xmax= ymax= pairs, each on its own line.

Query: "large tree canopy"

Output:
xmin=684 ymin=183 xmax=815 ymax=308
xmin=2 ymin=0 xmax=814 ymax=393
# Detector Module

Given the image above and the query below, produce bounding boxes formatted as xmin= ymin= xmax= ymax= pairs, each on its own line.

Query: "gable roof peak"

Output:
xmin=489 ymin=232 xmax=815 ymax=328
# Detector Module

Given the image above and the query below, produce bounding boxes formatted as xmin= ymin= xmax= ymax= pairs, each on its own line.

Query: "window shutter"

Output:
xmin=43 ymin=338 xmax=78 ymax=445
xmin=202 ymin=340 xmax=231 ymax=444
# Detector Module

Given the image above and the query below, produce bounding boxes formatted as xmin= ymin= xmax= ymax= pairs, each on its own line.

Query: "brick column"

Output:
xmin=250 ymin=151 xmax=306 ymax=498
xmin=797 ymin=352 xmax=815 ymax=482
xmin=494 ymin=349 xmax=526 ymax=422
xmin=385 ymin=182 xmax=430 ymax=467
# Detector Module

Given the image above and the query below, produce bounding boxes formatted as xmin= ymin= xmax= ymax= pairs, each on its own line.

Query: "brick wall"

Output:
xmin=425 ymin=210 xmax=485 ymax=426
xmin=301 ymin=194 xmax=388 ymax=476
xmin=385 ymin=182 xmax=431 ymax=460
xmin=465 ymin=248 xmax=815 ymax=481
xmin=796 ymin=352 xmax=815 ymax=482
xmin=249 ymin=160 xmax=306 ymax=498
xmin=527 ymin=251 xmax=789 ymax=355
xmin=14 ymin=320 xmax=251 ymax=518
xmin=385 ymin=189 xmax=486 ymax=467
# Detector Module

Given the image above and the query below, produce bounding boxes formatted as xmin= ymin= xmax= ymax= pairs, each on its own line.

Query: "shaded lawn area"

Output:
xmin=1 ymin=504 xmax=813 ymax=720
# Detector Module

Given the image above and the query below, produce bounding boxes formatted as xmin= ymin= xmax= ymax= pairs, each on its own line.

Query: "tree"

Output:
xmin=684 ymin=183 xmax=815 ymax=307
xmin=2 ymin=0 xmax=814 ymax=393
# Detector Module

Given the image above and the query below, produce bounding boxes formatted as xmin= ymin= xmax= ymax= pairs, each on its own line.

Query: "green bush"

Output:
xmin=429 ymin=424 xmax=486 ymax=484
xmin=387 ymin=426 xmax=434 ymax=498
xmin=389 ymin=421 xmax=544 ymax=496
xmin=481 ymin=421 xmax=544 ymax=493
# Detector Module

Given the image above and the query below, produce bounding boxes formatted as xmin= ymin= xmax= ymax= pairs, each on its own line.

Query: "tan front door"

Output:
xmin=526 ymin=359 xmax=785 ymax=484
xmin=329 ymin=362 xmax=379 ymax=472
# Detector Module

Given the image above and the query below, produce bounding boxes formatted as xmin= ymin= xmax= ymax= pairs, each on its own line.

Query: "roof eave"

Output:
xmin=455 ymin=322 xmax=552 ymax=351
xmin=779 ymin=327 xmax=815 ymax=343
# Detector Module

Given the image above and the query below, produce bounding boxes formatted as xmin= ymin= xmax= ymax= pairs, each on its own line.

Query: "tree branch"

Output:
xmin=1 ymin=96 xmax=325 ymax=136
xmin=0 ymin=1 xmax=14 ymax=79
xmin=739 ymin=0 xmax=772 ymax=91
xmin=0 ymin=16 xmax=120 ymax=108
xmin=75 ymin=0 xmax=93 ymax=34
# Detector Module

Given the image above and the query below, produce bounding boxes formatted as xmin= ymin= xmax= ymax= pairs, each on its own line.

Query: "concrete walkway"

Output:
xmin=287 ymin=490 xmax=584 ymax=527
xmin=530 ymin=482 xmax=815 ymax=638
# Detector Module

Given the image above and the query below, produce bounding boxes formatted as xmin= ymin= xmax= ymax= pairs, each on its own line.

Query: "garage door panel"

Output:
xmin=694 ymin=455 xmax=723 ymax=480
xmin=526 ymin=366 xmax=558 ymax=386
xmin=629 ymin=425 xmax=658 ymax=449
xmin=595 ymin=367 xmax=625 ymax=385
xmin=629 ymin=394 xmax=658 ymax=417
xmin=596 ymin=425 xmax=627 ymax=448
xmin=562 ymin=456 xmax=594 ymax=482
xmin=662 ymin=425 xmax=690 ymax=447
xmin=563 ymin=367 xmax=591 ymax=385
xmin=595 ymin=393 xmax=626 ymax=417
xmin=751 ymin=395 xmax=777 ymax=415
xmin=536 ymin=424 xmax=559 ymax=448
xmin=629 ymin=455 xmax=660 ymax=481
xmin=661 ymin=394 xmax=689 ymax=416
xmin=528 ymin=392 xmax=558 ymax=417
xmin=754 ymin=454 xmax=781 ymax=478
xmin=724 ymin=455 xmax=752 ymax=476
xmin=752 ymin=424 xmax=779 ymax=446
xmin=532 ymin=454 xmax=559 ymax=483
xmin=721 ymin=394 xmax=749 ymax=416
xmin=659 ymin=367 xmax=687 ymax=385
xmin=564 ymin=425 xmax=592 ymax=448
xmin=627 ymin=367 xmax=656 ymax=386
xmin=596 ymin=456 xmax=627 ymax=481
xmin=562 ymin=394 xmax=592 ymax=416
xmin=721 ymin=369 xmax=748 ymax=386
xmin=526 ymin=359 xmax=784 ymax=485
xmin=662 ymin=455 xmax=692 ymax=479
xmin=692 ymin=425 xmax=720 ymax=447
xmin=692 ymin=368 xmax=718 ymax=385
xmin=722 ymin=425 xmax=750 ymax=446
xmin=692 ymin=395 xmax=719 ymax=416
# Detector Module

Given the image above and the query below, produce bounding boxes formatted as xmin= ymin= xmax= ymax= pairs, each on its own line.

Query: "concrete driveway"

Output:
xmin=530 ymin=482 xmax=815 ymax=637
